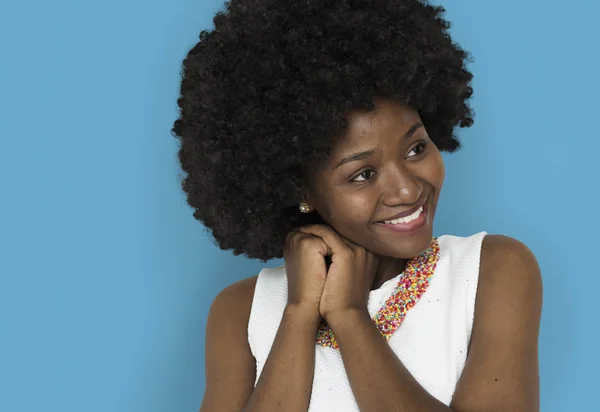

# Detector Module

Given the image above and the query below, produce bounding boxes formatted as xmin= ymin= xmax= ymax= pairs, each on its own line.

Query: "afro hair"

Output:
xmin=172 ymin=0 xmax=474 ymax=261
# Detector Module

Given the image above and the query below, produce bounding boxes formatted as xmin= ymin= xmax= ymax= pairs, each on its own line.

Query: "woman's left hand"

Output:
xmin=296 ymin=225 xmax=378 ymax=322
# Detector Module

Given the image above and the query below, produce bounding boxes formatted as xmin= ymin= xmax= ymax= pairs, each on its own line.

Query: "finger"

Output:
xmin=286 ymin=230 xmax=330 ymax=256
xmin=296 ymin=225 xmax=351 ymax=257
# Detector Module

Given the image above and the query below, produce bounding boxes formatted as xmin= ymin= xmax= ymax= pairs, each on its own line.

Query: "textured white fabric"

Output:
xmin=247 ymin=231 xmax=487 ymax=411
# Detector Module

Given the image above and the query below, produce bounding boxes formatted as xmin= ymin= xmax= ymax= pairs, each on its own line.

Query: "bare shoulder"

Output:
xmin=479 ymin=234 xmax=543 ymax=295
xmin=474 ymin=233 xmax=544 ymax=348
xmin=208 ymin=275 xmax=258 ymax=328
xmin=201 ymin=275 xmax=259 ymax=412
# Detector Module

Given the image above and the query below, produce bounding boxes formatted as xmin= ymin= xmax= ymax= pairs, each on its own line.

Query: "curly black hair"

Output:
xmin=172 ymin=0 xmax=474 ymax=261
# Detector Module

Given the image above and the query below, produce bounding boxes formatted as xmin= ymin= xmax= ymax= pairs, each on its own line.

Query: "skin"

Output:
xmin=200 ymin=98 xmax=543 ymax=412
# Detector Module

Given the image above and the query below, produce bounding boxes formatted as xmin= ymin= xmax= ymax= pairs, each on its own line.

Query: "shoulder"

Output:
xmin=202 ymin=276 xmax=259 ymax=410
xmin=204 ymin=276 xmax=258 ymax=374
xmin=480 ymin=234 xmax=543 ymax=292
xmin=208 ymin=265 xmax=288 ymax=329
xmin=208 ymin=275 xmax=258 ymax=330
xmin=476 ymin=233 xmax=543 ymax=324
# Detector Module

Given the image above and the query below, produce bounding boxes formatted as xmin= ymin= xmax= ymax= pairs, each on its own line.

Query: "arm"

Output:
xmin=327 ymin=309 xmax=450 ymax=412
xmin=199 ymin=277 xmax=256 ymax=412
xmin=199 ymin=276 xmax=321 ymax=412
xmin=243 ymin=304 xmax=321 ymax=412
xmin=326 ymin=234 xmax=543 ymax=412
xmin=450 ymin=235 xmax=542 ymax=411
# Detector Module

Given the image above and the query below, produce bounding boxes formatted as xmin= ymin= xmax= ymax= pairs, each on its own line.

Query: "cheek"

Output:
xmin=325 ymin=192 xmax=373 ymax=225
xmin=427 ymin=150 xmax=445 ymax=189
xmin=436 ymin=161 xmax=445 ymax=187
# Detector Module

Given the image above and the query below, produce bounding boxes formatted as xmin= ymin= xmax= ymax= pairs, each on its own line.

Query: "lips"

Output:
xmin=377 ymin=196 xmax=428 ymax=223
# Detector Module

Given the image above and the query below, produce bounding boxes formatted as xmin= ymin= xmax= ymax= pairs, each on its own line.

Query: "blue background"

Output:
xmin=1 ymin=0 xmax=598 ymax=411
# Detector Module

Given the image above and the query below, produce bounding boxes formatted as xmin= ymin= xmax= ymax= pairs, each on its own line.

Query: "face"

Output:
xmin=304 ymin=98 xmax=445 ymax=259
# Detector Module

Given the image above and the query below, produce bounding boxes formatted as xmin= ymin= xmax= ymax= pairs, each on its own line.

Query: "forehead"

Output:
xmin=334 ymin=99 xmax=421 ymax=151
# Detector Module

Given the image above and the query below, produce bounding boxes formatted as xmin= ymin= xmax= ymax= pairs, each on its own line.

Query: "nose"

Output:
xmin=380 ymin=165 xmax=422 ymax=207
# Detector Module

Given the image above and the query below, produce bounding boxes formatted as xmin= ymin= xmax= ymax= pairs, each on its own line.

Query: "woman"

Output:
xmin=172 ymin=0 xmax=542 ymax=410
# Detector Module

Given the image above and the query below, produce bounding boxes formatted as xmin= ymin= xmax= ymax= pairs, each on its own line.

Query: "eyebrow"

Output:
xmin=333 ymin=122 xmax=424 ymax=170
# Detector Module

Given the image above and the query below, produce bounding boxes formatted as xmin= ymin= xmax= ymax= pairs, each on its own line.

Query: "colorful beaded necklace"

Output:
xmin=315 ymin=237 xmax=440 ymax=349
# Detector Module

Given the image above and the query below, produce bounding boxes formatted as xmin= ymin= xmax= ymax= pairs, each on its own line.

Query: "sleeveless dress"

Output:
xmin=247 ymin=231 xmax=487 ymax=411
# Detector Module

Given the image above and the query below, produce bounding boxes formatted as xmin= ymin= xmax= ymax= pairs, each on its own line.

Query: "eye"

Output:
xmin=406 ymin=141 xmax=428 ymax=158
xmin=351 ymin=169 xmax=376 ymax=182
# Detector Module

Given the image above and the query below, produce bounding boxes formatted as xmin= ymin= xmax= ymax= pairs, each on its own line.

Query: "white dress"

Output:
xmin=247 ymin=231 xmax=487 ymax=411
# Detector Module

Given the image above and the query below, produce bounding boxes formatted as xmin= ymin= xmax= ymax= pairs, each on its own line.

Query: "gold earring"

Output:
xmin=299 ymin=202 xmax=313 ymax=213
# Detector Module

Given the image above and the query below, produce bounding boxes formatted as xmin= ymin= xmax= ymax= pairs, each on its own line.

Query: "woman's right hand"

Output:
xmin=283 ymin=228 xmax=329 ymax=310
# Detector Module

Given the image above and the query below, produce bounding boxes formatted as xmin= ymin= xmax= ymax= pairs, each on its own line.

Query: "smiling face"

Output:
xmin=304 ymin=98 xmax=445 ymax=259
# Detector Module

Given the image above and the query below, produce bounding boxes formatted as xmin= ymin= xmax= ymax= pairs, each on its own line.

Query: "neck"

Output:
xmin=371 ymin=256 xmax=409 ymax=290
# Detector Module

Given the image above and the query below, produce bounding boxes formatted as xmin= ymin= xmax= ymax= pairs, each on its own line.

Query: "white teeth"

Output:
xmin=383 ymin=206 xmax=423 ymax=225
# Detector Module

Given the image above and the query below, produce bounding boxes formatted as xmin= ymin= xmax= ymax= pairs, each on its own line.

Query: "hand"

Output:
xmin=283 ymin=229 xmax=329 ymax=311
xmin=296 ymin=225 xmax=378 ymax=322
